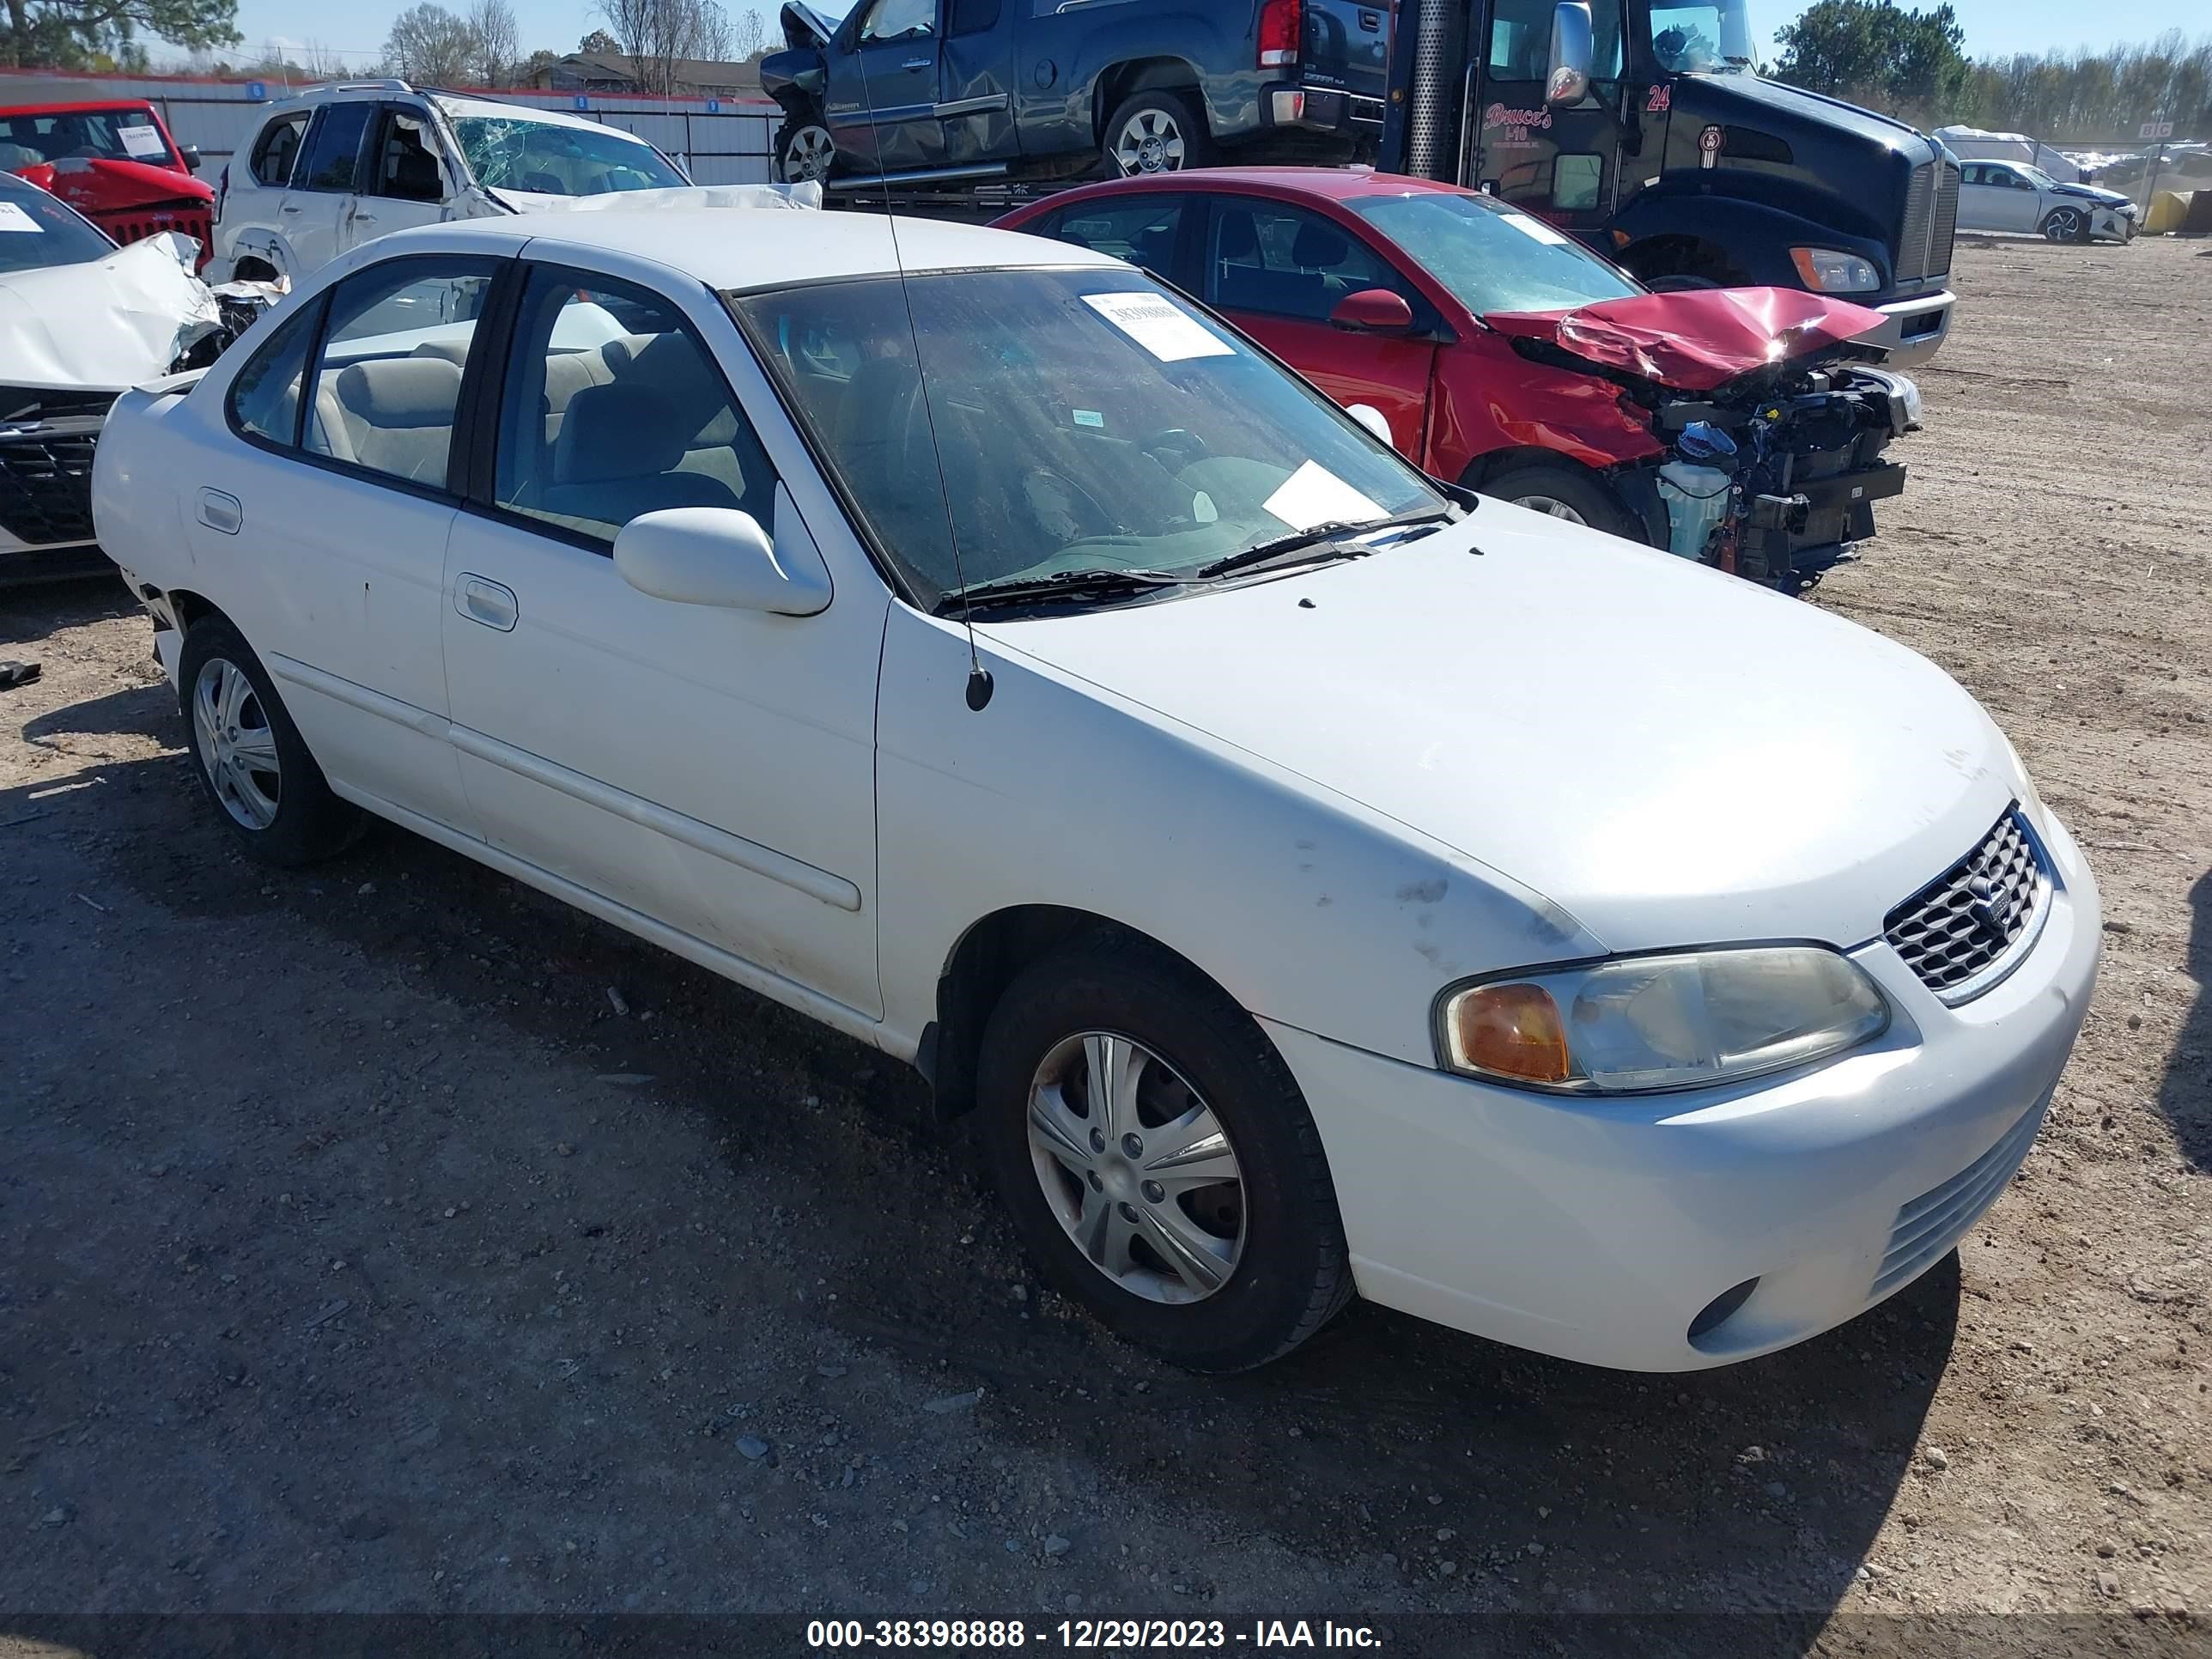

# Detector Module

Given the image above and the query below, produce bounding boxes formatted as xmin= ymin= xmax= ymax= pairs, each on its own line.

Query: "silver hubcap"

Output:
xmin=1113 ymin=109 xmax=1186 ymax=175
xmin=784 ymin=126 xmax=835 ymax=183
xmin=1026 ymin=1031 xmax=1244 ymax=1304
xmin=1515 ymin=494 xmax=1589 ymax=525
xmin=2046 ymin=211 xmax=2079 ymax=240
xmin=192 ymin=657 xmax=281 ymax=830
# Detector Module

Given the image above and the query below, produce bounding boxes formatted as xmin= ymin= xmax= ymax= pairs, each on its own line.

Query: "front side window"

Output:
xmin=302 ymin=258 xmax=496 ymax=489
xmin=495 ymin=267 xmax=777 ymax=545
xmin=1647 ymin=2 xmax=1754 ymax=73
xmin=297 ymin=102 xmax=376 ymax=193
xmin=0 ymin=183 xmax=115 ymax=273
xmin=860 ymin=0 xmax=936 ymax=42
xmin=1038 ymin=196 xmax=1183 ymax=280
xmin=367 ymin=106 xmax=444 ymax=202
xmin=732 ymin=268 xmax=1443 ymax=607
xmin=442 ymin=113 xmax=687 ymax=198
xmin=1346 ymin=190 xmax=1642 ymax=313
xmin=251 ymin=112 xmax=308 ymax=186
xmin=1487 ymin=0 xmax=1626 ymax=82
xmin=1206 ymin=201 xmax=1407 ymax=324
xmin=227 ymin=302 xmax=323 ymax=446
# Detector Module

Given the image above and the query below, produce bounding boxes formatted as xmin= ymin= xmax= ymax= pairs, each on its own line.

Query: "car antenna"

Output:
xmin=854 ymin=46 xmax=994 ymax=712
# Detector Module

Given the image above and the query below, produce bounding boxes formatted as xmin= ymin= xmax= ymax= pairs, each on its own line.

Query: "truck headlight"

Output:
xmin=1437 ymin=947 xmax=1889 ymax=1094
xmin=1790 ymin=247 xmax=1881 ymax=295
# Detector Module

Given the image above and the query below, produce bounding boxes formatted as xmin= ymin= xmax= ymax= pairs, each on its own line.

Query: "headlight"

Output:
xmin=1790 ymin=247 xmax=1881 ymax=295
xmin=1437 ymin=947 xmax=1889 ymax=1095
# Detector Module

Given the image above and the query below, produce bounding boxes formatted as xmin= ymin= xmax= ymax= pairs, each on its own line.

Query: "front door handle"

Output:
xmin=351 ymin=210 xmax=377 ymax=225
xmin=279 ymin=202 xmax=302 ymax=214
xmin=196 ymin=487 xmax=242 ymax=535
xmin=454 ymin=574 xmax=517 ymax=632
xmin=902 ymin=56 xmax=932 ymax=70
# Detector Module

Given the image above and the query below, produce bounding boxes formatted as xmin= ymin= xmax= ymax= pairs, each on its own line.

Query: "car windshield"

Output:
xmin=0 ymin=105 xmax=174 ymax=168
xmin=443 ymin=113 xmax=687 ymax=196
xmin=1346 ymin=191 xmax=1642 ymax=315
xmin=732 ymin=268 xmax=1444 ymax=607
xmin=0 ymin=183 xmax=116 ymax=274
xmin=2018 ymin=164 xmax=2059 ymax=190
xmin=1649 ymin=2 xmax=1757 ymax=72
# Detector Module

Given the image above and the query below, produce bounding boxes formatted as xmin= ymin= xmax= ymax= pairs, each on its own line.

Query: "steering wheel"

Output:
xmin=1018 ymin=465 xmax=1117 ymax=544
xmin=1140 ymin=427 xmax=1210 ymax=474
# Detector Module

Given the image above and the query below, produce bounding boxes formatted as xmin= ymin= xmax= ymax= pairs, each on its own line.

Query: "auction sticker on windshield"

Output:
xmin=1081 ymin=291 xmax=1232 ymax=362
xmin=1263 ymin=460 xmax=1385 ymax=531
xmin=0 ymin=201 xmax=40 ymax=232
xmin=1501 ymin=213 xmax=1573 ymax=246
xmin=118 ymin=123 xmax=167 ymax=158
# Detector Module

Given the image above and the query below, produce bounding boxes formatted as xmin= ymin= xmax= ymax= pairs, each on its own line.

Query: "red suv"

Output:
xmin=999 ymin=169 xmax=1921 ymax=590
xmin=0 ymin=100 xmax=213 ymax=268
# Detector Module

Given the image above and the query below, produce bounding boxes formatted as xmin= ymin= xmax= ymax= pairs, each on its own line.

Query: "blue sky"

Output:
xmin=228 ymin=0 xmax=2201 ymax=79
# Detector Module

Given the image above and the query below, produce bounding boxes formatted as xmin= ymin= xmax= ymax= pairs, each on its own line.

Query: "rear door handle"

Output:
xmin=196 ymin=487 xmax=242 ymax=535
xmin=279 ymin=203 xmax=302 ymax=214
xmin=454 ymin=574 xmax=517 ymax=632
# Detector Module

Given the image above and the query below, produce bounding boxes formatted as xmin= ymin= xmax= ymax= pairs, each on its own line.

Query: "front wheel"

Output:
xmin=976 ymin=936 xmax=1352 ymax=1371
xmin=2042 ymin=205 xmax=2088 ymax=244
xmin=1103 ymin=90 xmax=1212 ymax=177
xmin=1476 ymin=463 xmax=1641 ymax=542
xmin=775 ymin=118 xmax=836 ymax=185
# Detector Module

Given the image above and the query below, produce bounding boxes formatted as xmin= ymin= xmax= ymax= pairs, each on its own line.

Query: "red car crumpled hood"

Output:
xmin=16 ymin=155 xmax=210 ymax=211
xmin=1484 ymin=287 xmax=1887 ymax=392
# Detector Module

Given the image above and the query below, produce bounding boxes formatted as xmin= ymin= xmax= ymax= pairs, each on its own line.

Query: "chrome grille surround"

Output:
xmin=1882 ymin=808 xmax=2052 ymax=1005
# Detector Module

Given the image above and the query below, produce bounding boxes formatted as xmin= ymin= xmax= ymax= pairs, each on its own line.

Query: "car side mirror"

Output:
xmin=1547 ymin=1 xmax=1595 ymax=106
xmin=179 ymin=143 xmax=204 ymax=172
xmin=1345 ymin=404 xmax=1395 ymax=446
xmin=613 ymin=502 xmax=831 ymax=615
xmin=1329 ymin=287 xmax=1416 ymax=334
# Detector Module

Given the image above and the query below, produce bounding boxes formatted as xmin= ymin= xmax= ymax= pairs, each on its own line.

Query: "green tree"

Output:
xmin=578 ymin=26 xmax=620 ymax=52
xmin=3 ymin=0 xmax=238 ymax=69
xmin=1774 ymin=0 xmax=1969 ymax=112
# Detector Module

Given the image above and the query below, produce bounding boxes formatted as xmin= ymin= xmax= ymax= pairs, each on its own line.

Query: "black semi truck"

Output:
xmin=1381 ymin=0 xmax=1960 ymax=362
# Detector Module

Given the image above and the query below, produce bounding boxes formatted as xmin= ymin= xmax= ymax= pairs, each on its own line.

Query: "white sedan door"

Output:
xmin=439 ymin=260 xmax=888 ymax=1018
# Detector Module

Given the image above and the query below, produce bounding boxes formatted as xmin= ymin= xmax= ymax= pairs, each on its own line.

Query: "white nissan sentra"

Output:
xmin=93 ymin=210 xmax=2099 ymax=1374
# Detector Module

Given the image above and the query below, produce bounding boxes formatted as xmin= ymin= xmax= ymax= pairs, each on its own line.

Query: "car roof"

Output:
xmin=1020 ymin=167 xmax=1474 ymax=211
xmin=0 ymin=99 xmax=164 ymax=117
xmin=246 ymin=83 xmax=647 ymax=146
xmin=398 ymin=206 xmax=1122 ymax=290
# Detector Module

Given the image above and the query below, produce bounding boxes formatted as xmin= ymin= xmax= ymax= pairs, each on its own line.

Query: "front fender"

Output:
xmin=873 ymin=605 xmax=1604 ymax=1070
xmin=1614 ymin=184 xmax=1891 ymax=291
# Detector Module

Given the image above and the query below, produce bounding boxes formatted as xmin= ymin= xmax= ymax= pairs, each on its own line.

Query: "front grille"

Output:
xmin=1927 ymin=160 xmax=1960 ymax=278
xmin=1896 ymin=161 xmax=1935 ymax=281
xmin=94 ymin=204 xmax=213 ymax=267
xmin=0 ymin=433 xmax=99 ymax=547
xmin=1883 ymin=809 xmax=2050 ymax=1000
xmin=1873 ymin=1100 xmax=2045 ymax=1297
xmin=0 ymin=386 xmax=114 ymax=424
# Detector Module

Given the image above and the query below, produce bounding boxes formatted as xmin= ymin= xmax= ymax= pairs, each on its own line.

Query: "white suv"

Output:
xmin=211 ymin=80 xmax=692 ymax=283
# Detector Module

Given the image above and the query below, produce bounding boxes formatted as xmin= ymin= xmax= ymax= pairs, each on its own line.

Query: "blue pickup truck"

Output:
xmin=759 ymin=0 xmax=1392 ymax=190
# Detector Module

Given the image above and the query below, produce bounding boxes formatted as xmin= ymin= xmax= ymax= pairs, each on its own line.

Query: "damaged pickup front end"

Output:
xmin=1486 ymin=288 xmax=1921 ymax=594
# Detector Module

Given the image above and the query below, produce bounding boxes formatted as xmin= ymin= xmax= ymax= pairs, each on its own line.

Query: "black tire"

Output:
xmin=1102 ymin=89 xmax=1212 ymax=177
xmin=177 ymin=614 xmax=363 ymax=866
xmin=976 ymin=934 xmax=1352 ymax=1372
xmin=2042 ymin=206 xmax=2088 ymax=245
xmin=1475 ymin=462 xmax=1643 ymax=542
xmin=775 ymin=116 xmax=836 ymax=185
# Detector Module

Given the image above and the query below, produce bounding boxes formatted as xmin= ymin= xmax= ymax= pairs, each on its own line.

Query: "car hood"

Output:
xmin=1483 ymin=288 xmax=1887 ymax=392
xmin=1691 ymin=71 xmax=1936 ymax=160
xmin=982 ymin=508 xmax=2017 ymax=955
xmin=778 ymin=0 xmax=836 ymax=46
xmin=481 ymin=180 xmax=822 ymax=214
xmin=18 ymin=155 xmax=210 ymax=210
xmin=2050 ymin=181 xmax=2131 ymax=207
xmin=0 ymin=232 xmax=219 ymax=392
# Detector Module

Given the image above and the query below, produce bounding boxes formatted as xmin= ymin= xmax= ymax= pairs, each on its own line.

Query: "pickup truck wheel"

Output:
xmin=976 ymin=935 xmax=1352 ymax=1372
xmin=2041 ymin=205 xmax=2088 ymax=244
xmin=177 ymin=616 xmax=363 ymax=866
xmin=1103 ymin=91 xmax=1211 ymax=176
xmin=776 ymin=118 xmax=836 ymax=184
xmin=1477 ymin=464 xmax=1640 ymax=542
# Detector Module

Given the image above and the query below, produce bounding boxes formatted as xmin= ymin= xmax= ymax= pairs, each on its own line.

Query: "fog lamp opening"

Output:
xmin=1687 ymin=1277 xmax=1761 ymax=1345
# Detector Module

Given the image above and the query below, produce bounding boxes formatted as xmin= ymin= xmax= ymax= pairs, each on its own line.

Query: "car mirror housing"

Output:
xmin=179 ymin=143 xmax=204 ymax=172
xmin=1345 ymin=404 xmax=1395 ymax=446
xmin=1329 ymin=288 xmax=1416 ymax=334
xmin=613 ymin=499 xmax=831 ymax=615
xmin=1547 ymin=1 xmax=1595 ymax=106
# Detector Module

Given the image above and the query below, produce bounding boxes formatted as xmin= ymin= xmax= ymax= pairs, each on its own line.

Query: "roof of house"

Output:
xmin=555 ymin=51 xmax=763 ymax=89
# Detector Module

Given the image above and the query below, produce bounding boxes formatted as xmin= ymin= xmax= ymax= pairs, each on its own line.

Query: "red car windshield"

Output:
xmin=1347 ymin=191 xmax=1643 ymax=316
xmin=0 ymin=106 xmax=175 ymax=169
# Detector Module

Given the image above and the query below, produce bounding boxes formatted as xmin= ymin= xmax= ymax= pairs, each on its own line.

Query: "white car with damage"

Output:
xmin=93 ymin=208 xmax=2100 ymax=1372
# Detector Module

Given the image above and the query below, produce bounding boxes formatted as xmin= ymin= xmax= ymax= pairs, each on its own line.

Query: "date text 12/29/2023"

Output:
xmin=805 ymin=1620 xmax=1384 ymax=1649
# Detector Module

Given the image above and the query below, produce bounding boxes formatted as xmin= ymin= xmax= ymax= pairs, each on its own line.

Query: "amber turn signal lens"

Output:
xmin=1443 ymin=982 xmax=1575 ymax=1085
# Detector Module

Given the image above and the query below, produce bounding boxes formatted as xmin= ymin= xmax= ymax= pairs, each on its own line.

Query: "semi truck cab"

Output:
xmin=1382 ymin=0 xmax=1959 ymax=363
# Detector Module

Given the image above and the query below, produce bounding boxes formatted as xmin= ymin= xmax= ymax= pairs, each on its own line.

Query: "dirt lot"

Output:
xmin=2 ymin=234 xmax=2208 ymax=1651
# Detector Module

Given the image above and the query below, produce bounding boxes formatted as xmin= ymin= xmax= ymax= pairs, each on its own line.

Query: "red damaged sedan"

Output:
xmin=999 ymin=169 xmax=1922 ymax=593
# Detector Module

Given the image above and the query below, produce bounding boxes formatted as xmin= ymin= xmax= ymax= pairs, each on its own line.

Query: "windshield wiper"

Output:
xmin=940 ymin=567 xmax=1198 ymax=616
xmin=1197 ymin=507 xmax=1458 ymax=581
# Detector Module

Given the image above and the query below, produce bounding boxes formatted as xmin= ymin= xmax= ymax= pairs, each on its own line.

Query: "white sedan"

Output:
xmin=1957 ymin=158 xmax=2139 ymax=244
xmin=93 ymin=208 xmax=2100 ymax=1373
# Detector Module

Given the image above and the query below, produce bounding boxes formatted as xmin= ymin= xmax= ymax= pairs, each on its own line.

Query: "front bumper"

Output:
xmin=1267 ymin=805 xmax=2100 ymax=1372
xmin=1860 ymin=287 xmax=1955 ymax=367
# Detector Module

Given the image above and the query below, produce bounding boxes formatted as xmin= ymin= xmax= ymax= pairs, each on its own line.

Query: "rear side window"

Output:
xmin=1038 ymin=197 xmax=1183 ymax=280
xmin=1205 ymin=201 xmax=1406 ymax=324
xmin=227 ymin=303 xmax=322 ymax=446
xmin=300 ymin=258 xmax=496 ymax=490
xmin=250 ymin=112 xmax=309 ymax=187
xmin=297 ymin=102 xmax=376 ymax=193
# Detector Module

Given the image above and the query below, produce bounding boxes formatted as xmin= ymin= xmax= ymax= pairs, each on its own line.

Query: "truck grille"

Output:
xmin=1883 ymin=809 xmax=2050 ymax=1001
xmin=1894 ymin=160 xmax=1960 ymax=284
xmin=93 ymin=204 xmax=214 ymax=269
xmin=1927 ymin=160 xmax=1960 ymax=277
xmin=0 ymin=432 xmax=99 ymax=547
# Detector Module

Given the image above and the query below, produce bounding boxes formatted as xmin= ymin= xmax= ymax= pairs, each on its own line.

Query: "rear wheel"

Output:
xmin=177 ymin=616 xmax=362 ymax=866
xmin=1103 ymin=90 xmax=1212 ymax=177
xmin=1476 ymin=463 xmax=1641 ymax=542
xmin=776 ymin=117 xmax=836 ymax=184
xmin=976 ymin=935 xmax=1352 ymax=1371
xmin=2042 ymin=205 xmax=2088 ymax=244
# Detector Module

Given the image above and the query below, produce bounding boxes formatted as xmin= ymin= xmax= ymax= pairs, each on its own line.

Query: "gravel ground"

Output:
xmin=1 ymin=234 xmax=2207 ymax=1651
